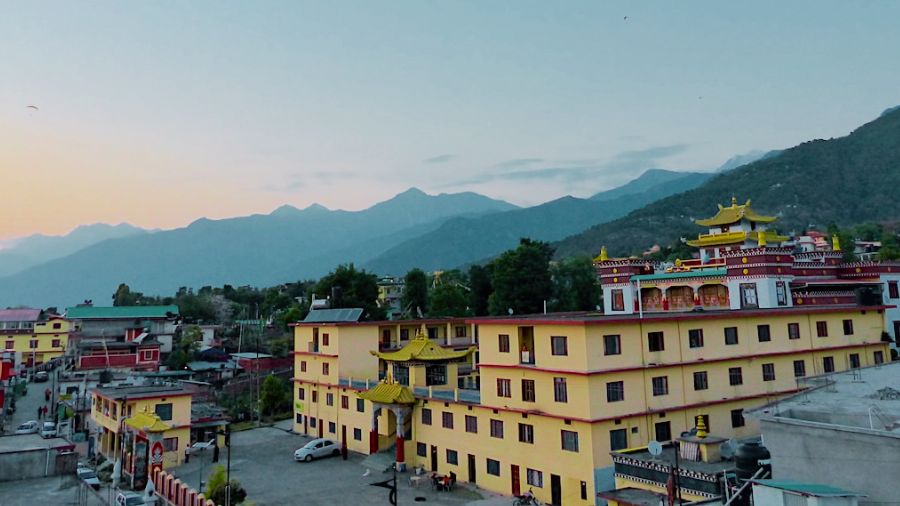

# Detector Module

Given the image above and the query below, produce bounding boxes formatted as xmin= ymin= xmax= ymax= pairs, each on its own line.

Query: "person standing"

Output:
xmin=37 ymin=406 xmax=43 ymax=420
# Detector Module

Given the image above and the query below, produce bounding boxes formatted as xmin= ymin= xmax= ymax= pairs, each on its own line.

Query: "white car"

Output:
xmin=15 ymin=421 xmax=40 ymax=434
xmin=76 ymin=464 xmax=101 ymax=490
xmin=40 ymin=421 xmax=57 ymax=438
xmin=115 ymin=492 xmax=145 ymax=506
xmin=294 ymin=438 xmax=340 ymax=462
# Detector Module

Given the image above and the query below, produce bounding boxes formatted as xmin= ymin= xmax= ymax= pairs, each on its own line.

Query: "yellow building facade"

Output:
xmin=1 ymin=315 xmax=71 ymax=367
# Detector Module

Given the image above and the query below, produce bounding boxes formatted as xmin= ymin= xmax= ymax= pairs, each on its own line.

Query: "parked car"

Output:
xmin=115 ymin=492 xmax=145 ymax=506
xmin=76 ymin=464 xmax=101 ymax=490
xmin=40 ymin=421 xmax=57 ymax=438
xmin=34 ymin=371 xmax=49 ymax=382
xmin=15 ymin=421 xmax=40 ymax=434
xmin=294 ymin=438 xmax=340 ymax=462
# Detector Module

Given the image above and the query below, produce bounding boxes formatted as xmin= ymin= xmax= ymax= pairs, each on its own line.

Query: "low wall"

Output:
xmin=0 ymin=446 xmax=78 ymax=481
xmin=153 ymin=469 xmax=217 ymax=506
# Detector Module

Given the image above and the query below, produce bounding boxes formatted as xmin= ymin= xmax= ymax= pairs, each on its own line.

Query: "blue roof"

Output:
xmin=303 ymin=308 xmax=364 ymax=323
xmin=751 ymin=479 xmax=866 ymax=497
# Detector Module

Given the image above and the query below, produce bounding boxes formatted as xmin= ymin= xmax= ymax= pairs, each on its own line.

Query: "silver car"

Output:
xmin=294 ymin=438 xmax=340 ymax=462
xmin=76 ymin=464 xmax=101 ymax=490
xmin=15 ymin=421 xmax=40 ymax=434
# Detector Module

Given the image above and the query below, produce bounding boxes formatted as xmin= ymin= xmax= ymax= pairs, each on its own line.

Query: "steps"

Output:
xmin=361 ymin=445 xmax=396 ymax=472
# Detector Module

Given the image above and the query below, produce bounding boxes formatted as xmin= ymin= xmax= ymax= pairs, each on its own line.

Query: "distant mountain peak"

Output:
xmin=303 ymin=203 xmax=329 ymax=212
xmin=270 ymin=204 xmax=302 ymax=216
xmin=397 ymin=187 xmax=427 ymax=197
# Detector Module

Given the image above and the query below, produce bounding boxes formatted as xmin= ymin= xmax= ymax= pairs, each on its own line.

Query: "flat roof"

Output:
xmin=597 ymin=487 xmax=672 ymax=506
xmin=750 ymin=479 xmax=865 ymax=497
xmin=0 ymin=434 xmax=72 ymax=453
xmin=0 ymin=308 xmax=41 ymax=322
xmin=614 ymin=444 xmax=735 ymax=476
xmin=66 ymin=305 xmax=179 ymax=320
xmin=93 ymin=384 xmax=191 ymax=400
xmin=231 ymin=352 xmax=274 ymax=359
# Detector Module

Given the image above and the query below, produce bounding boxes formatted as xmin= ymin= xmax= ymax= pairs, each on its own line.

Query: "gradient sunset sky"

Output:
xmin=2 ymin=1 xmax=899 ymax=240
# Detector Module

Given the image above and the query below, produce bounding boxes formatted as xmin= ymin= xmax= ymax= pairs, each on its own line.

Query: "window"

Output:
xmin=400 ymin=328 xmax=409 ymax=340
xmin=357 ymin=398 xmax=365 ymax=412
xmin=550 ymin=336 xmax=568 ymax=356
xmin=341 ymin=395 xmax=349 ymax=409
xmin=521 ymin=379 xmax=536 ymax=402
xmin=53 ymin=339 xmax=62 ymax=348
xmin=417 ymin=443 xmax=426 ymax=457
xmin=497 ymin=378 xmax=511 ymax=398
xmin=611 ymin=289 xmax=625 ymax=311
xmin=849 ymin=353 xmax=860 ymax=369
xmin=762 ymin=363 xmax=776 ymax=382
xmin=298 ymin=388 xmax=305 ymax=400
xmin=29 ymin=339 xmax=37 ymax=349
xmin=609 ymin=429 xmax=628 ymax=451
xmin=296 ymin=413 xmax=303 ymax=424
xmin=606 ymin=381 xmax=625 ymax=402
xmin=553 ymin=377 xmax=568 ymax=403
xmin=793 ymin=360 xmax=806 ymax=378
xmin=442 ymin=412 xmax=454 ymax=429
xmin=300 ymin=361 xmax=307 ymax=373
xmin=816 ymin=321 xmax=828 ymax=337
xmin=603 ymin=334 xmax=621 ymax=355
xmin=326 ymin=393 xmax=334 ymax=406
xmin=426 ymin=365 xmax=447 ymax=386
xmin=4 ymin=340 xmax=13 ymax=350
xmin=322 ymin=363 xmax=329 ymax=375
xmin=731 ymin=409 xmax=745 ymax=428
xmin=729 ymin=367 xmax=743 ymax=386
xmin=446 ymin=449 xmax=458 ymax=465
xmin=875 ymin=350 xmax=885 ymax=364
xmin=788 ymin=323 xmax=801 ymax=340
xmin=889 ymin=281 xmax=899 ymax=299
xmin=651 ymin=376 xmax=668 ymax=396
xmin=329 ymin=421 xmax=336 ymax=433
xmin=823 ymin=356 xmax=835 ymax=373
xmin=740 ymin=283 xmax=758 ymax=308
xmin=518 ymin=423 xmax=534 ymax=444
xmin=162 ymin=437 xmax=178 ymax=452
xmin=422 ymin=408 xmax=432 ymax=426
xmin=309 ymin=417 xmax=317 ymax=428
xmin=53 ymin=322 xmax=62 ymax=329
xmin=688 ymin=329 xmax=704 ymax=348
xmin=724 ymin=327 xmax=739 ymax=345
xmin=153 ymin=403 xmax=173 ymax=421
xmin=499 ymin=334 xmax=510 ymax=353
xmin=394 ymin=364 xmax=409 ymax=385
xmin=312 ymin=390 xmax=318 ymax=403
xmin=322 ymin=333 xmax=329 ymax=346
xmin=526 ymin=468 xmax=543 ymax=488
xmin=655 ymin=421 xmax=672 ymax=442
xmin=455 ymin=326 xmax=466 ymax=338
xmin=757 ymin=325 xmax=771 ymax=342
xmin=353 ymin=428 xmax=362 ymax=441
xmin=843 ymin=319 xmax=854 ymax=335
xmin=776 ymin=281 xmax=788 ymax=306
xmin=487 ymin=459 xmax=501 ymax=476
xmin=693 ymin=371 xmax=708 ymax=391
xmin=490 ymin=419 xmax=504 ymax=438
xmin=647 ymin=331 xmax=665 ymax=352
xmin=465 ymin=415 xmax=478 ymax=433
xmin=561 ymin=430 xmax=579 ymax=452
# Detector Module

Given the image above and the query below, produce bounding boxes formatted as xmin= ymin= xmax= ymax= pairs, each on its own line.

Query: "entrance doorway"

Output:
xmin=511 ymin=464 xmax=520 ymax=496
xmin=467 ymin=454 xmax=476 ymax=483
xmin=551 ymin=474 xmax=561 ymax=505
xmin=430 ymin=445 xmax=438 ymax=472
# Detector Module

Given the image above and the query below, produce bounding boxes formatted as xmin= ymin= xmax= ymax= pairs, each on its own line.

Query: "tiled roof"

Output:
xmin=65 ymin=305 xmax=179 ymax=320
xmin=695 ymin=198 xmax=777 ymax=227
xmin=372 ymin=328 xmax=475 ymax=363
xmin=357 ymin=381 xmax=416 ymax=404
xmin=124 ymin=411 xmax=171 ymax=433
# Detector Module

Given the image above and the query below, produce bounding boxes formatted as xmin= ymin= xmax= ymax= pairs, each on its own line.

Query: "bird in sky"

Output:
xmin=26 ymin=105 xmax=39 ymax=110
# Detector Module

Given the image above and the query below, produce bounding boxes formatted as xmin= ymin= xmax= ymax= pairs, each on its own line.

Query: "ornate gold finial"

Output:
xmin=832 ymin=234 xmax=841 ymax=252
xmin=599 ymin=246 xmax=608 ymax=262
xmin=696 ymin=415 xmax=708 ymax=438
xmin=731 ymin=196 xmax=737 ymax=207
xmin=758 ymin=230 xmax=767 ymax=247
xmin=418 ymin=323 xmax=428 ymax=338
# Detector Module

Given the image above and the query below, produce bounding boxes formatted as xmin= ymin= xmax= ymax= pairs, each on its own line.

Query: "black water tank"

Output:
xmin=734 ymin=441 xmax=771 ymax=481
xmin=98 ymin=369 xmax=113 ymax=384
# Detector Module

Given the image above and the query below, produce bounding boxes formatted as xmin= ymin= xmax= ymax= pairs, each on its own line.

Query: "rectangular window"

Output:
xmin=889 ymin=281 xmax=899 ymax=299
xmin=497 ymin=378 xmax=511 ymax=398
xmin=521 ymin=379 xmax=536 ymax=402
xmin=312 ymin=390 xmax=318 ymax=403
xmin=606 ymin=381 xmax=625 ymax=402
xmin=740 ymin=283 xmax=759 ymax=308
xmin=341 ymin=395 xmax=349 ymax=409
xmin=326 ymin=393 xmax=334 ymax=406
xmin=322 ymin=363 xmax=329 ymax=375
xmin=426 ymin=365 xmax=447 ymax=386
xmin=609 ymin=428 xmax=628 ymax=451
xmin=394 ymin=364 xmax=409 ymax=385
xmin=655 ymin=421 xmax=672 ymax=442
xmin=762 ymin=363 xmax=776 ymax=382
xmin=417 ymin=443 xmax=426 ymax=457
xmin=298 ymin=388 xmax=305 ymax=400
xmin=353 ymin=428 xmax=362 ymax=441
xmin=648 ymin=331 xmax=664 ymax=352
xmin=53 ymin=322 xmax=62 ymax=329
xmin=400 ymin=328 xmax=409 ymax=340
xmin=154 ymin=403 xmax=173 ymax=421
xmin=309 ymin=417 xmax=317 ymax=428
xmin=53 ymin=339 xmax=62 ymax=348
xmin=442 ymin=412 xmax=454 ymax=429
xmin=776 ymin=281 xmax=788 ymax=306
xmin=487 ymin=459 xmax=500 ymax=476
xmin=300 ymin=361 xmax=307 ymax=372
xmin=788 ymin=323 xmax=801 ymax=340
xmin=446 ymin=449 xmax=458 ymax=465
xmin=693 ymin=371 xmax=709 ymax=391
xmin=329 ymin=421 xmax=336 ymax=433
xmin=843 ymin=319 xmax=854 ymax=336
xmin=422 ymin=408 xmax=432 ymax=426
xmin=465 ymin=415 xmax=478 ymax=433
xmin=823 ymin=356 xmax=835 ymax=373
xmin=731 ymin=409 xmax=745 ymax=428
xmin=322 ymin=333 xmax=329 ymax=346
xmin=553 ymin=377 xmax=568 ymax=403
xmin=499 ymin=334 xmax=510 ymax=353
xmin=551 ymin=336 xmax=568 ymax=356
xmin=875 ymin=351 xmax=885 ymax=364
xmin=849 ymin=353 xmax=861 ymax=369
xmin=29 ymin=339 xmax=37 ymax=349
xmin=357 ymin=398 xmax=365 ymax=412
xmin=603 ymin=334 xmax=621 ymax=355
xmin=490 ymin=419 xmax=504 ymax=439
xmin=561 ymin=430 xmax=579 ymax=452
xmin=757 ymin=325 xmax=771 ymax=342
xmin=793 ymin=360 xmax=806 ymax=378
xmin=688 ymin=329 xmax=704 ymax=348
xmin=526 ymin=468 xmax=543 ymax=488
xmin=724 ymin=327 xmax=739 ymax=345
xmin=455 ymin=326 xmax=466 ymax=338
xmin=518 ymin=423 xmax=534 ymax=444
xmin=4 ymin=340 xmax=13 ymax=350
xmin=611 ymin=289 xmax=625 ymax=311
xmin=651 ymin=376 xmax=668 ymax=396
xmin=729 ymin=367 xmax=743 ymax=386
xmin=816 ymin=321 xmax=828 ymax=337
xmin=162 ymin=437 xmax=178 ymax=452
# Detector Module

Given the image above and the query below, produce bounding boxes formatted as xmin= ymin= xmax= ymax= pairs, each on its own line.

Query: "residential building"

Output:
xmin=77 ymin=338 xmax=161 ymax=370
xmin=377 ymin=276 xmax=405 ymax=320
xmin=66 ymin=305 xmax=179 ymax=353
xmin=0 ymin=308 xmax=70 ymax=369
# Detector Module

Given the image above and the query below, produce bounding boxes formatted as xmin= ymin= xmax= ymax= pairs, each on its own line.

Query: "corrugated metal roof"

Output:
xmin=66 ymin=305 xmax=180 ymax=319
xmin=303 ymin=308 xmax=364 ymax=323
xmin=750 ymin=479 xmax=866 ymax=497
xmin=0 ymin=308 xmax=42 ymax=322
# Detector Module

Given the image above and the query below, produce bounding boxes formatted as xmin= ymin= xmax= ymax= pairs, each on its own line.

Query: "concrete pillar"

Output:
xmin=369 ymin=406 xmax=381 ymax=454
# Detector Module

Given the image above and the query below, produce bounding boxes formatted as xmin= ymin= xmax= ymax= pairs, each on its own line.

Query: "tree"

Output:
xmin=879 ymin=233 xmax=900 ymax=260
xmin=827 ymin=223 xmax=857 ymax=263
xmin=401 ymin=268 xmax=428 ymax=317
xmin=429 ymin=284 xmax=469 ymax=317
xmin=468 ymin=264 xmax=493 ymax=316
xmin=314 ymin=264 xmax=385 ymax=320
xmin=112 ymin=283 xmax=139 ymax=306
xmin=551 ymin=256 xmax=601 ymax=312
xmin=488 ymin=238 xmax=554 ymax=315
xmin=206 ymin=465 xmax=248 ymax=504
xmin=166 ymin=325 xmax=201 ymax=370
xmin=259 ymin=374 xmax=289 ymax=416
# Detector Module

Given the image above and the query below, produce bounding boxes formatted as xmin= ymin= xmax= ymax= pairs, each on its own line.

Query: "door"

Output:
xmin=551 ymin=474 xmax=561 ymax=506
xmin=467 ymin=454 xmax=476 ymax=483
xmin=511 ymin=464 xmax=520 ymax=496
xmin=430 ymin=445 xmax=438 ymax=472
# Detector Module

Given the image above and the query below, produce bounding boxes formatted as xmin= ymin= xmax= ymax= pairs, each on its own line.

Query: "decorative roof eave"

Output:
xmin=357 ymin=381 xmax=416 ymax=404
xmin=124 ymin=411 xmax=171 ymax=433
xmin=370 ymin=326 xmax=476 ymax=363
xmin=694 ymin=198 xmax=778 ymax=227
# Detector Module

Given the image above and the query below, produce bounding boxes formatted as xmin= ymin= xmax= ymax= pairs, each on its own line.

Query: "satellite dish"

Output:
xmin=507 ymin=308 xmax=514 ymax=315
xmin=648 ymin=440 xmax=663 ymax=456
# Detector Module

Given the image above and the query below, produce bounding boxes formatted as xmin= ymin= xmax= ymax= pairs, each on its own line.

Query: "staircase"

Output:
xmin=361 ymin=443 xmax=396 ymax=472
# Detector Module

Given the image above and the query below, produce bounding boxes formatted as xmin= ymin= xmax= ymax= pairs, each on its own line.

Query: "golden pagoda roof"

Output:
xmin=695 ymin=198 xmax=778 ymax=227
xmin=124 ymin=410 xmax=171 ymax=433
xmin=686 ymin=229 xmax=788 ymax=248
xmin=371 ymin=326 xmax=475 ymax=363
xmin=357 ymin=381 xmax=416 ymax=404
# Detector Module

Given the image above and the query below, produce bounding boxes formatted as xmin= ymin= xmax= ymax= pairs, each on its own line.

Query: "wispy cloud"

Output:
xmin=423 ymin=154 xmax=455 ymax=164
xmin=492 ymin=158 xmax=544 ymax=169
xmin=262 ymin=170 xmax=357 ymax=192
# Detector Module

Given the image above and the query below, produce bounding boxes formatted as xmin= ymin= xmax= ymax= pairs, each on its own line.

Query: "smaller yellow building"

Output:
xmin=0 ymin=309 xmax=70 ymax=367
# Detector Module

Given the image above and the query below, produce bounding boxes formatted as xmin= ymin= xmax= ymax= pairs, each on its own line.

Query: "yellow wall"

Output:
xmin=1 ymin=318 xmax=71 ymax=364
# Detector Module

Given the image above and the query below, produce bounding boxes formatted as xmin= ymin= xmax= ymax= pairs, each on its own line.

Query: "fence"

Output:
xmin=152 ymin=469 xmax=217 ymax=506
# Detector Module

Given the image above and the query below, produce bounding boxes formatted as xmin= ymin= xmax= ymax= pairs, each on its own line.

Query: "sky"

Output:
xmin=2 ymin=1 xmax=899 ymax=240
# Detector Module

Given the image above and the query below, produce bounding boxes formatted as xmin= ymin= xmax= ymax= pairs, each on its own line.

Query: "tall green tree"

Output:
xmin=428 ymin=284 xmax=469 ymax=317
xmin=550 ymin=256 xmax=601 ymax=312
xmin=112 ymin=283 xmax=139 ymax=306
xmin=401 ymin=268 xmax=429 ymax=317
xmin=259 ymin=374 xmax=289 ymax=416
xmin=468 ymin=264 xmax=493 ymax=316
xmin=166 ymin=325 xmax=201 ymax=370
xmin=314 ymin=263 xmax=385 ymax=320
xmin=488 ymin=238 xmax=554 ymax=315
xmin=206 ymin=465 xmax=248 ymax=504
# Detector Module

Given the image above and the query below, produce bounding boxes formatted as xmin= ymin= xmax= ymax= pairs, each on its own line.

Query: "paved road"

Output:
xmin=5 ymin=369 xmax=58 ymax=432
xmin=0 ymin=475 xmax=109 ymax=506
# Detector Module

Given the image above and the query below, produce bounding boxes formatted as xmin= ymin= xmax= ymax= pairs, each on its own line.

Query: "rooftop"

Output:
xmin=614 ymin=443 xmax=735 ymax=476
xmin=0 ymin=433 xmax=72 ymax=453
xmin=694 ymin=198 xmax=778 ymax=227
xmin=597 ymin=487 xmax=674 ymax=506
xmin=66 ymin=305 xmax=179 ymax=320
xmin=231 ymin=352 xmax=274 ymax=359
xmin=750 ymin=479 xmax=866 ymax=497
xmin=303 ymin=308 xmax=364 ymax=323
xmin=0 ymin=308 xmax=42 ymax=322
xmin=93 ymin=384 xmax=191 ymax=400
